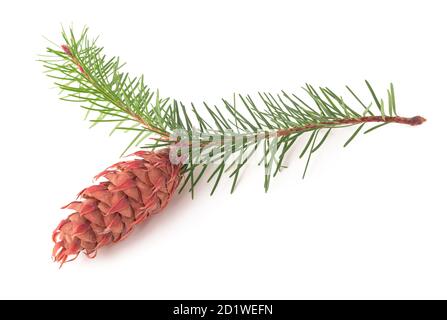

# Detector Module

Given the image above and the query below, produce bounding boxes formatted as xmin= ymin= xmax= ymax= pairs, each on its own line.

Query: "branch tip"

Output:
xmin=408 ymin=116 xmax=426 ymax=126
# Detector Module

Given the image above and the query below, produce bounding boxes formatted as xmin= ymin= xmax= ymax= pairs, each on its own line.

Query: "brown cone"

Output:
xmin=52 ymin=148 xmax=181 ymax=266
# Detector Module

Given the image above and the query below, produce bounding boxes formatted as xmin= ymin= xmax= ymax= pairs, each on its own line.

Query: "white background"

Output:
xmin=0 ymin=0 xmax=446 ymax=299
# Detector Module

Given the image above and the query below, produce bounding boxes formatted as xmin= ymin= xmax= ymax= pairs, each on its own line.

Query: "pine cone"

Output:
xmin=52 ymin=149 xmax=181 ymax=266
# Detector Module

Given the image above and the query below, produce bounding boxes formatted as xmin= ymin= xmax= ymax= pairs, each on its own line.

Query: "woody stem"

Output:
xmin=276 ymin=115 xmax=426 ymax=137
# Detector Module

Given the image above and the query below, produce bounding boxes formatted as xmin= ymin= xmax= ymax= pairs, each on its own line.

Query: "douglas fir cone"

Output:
xmin=52 ymin=150 xmax=181 ymax=265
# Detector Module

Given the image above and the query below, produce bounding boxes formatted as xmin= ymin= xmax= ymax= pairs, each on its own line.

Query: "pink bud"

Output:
xmin=61 ymin=44 xmax=72 ymax=56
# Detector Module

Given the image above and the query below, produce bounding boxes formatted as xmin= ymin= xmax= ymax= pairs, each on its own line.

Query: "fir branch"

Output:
xmin=41 ymin=27 xmax=170 ymax=139
xmin=40 ymin=27 xmax=426 ymax=195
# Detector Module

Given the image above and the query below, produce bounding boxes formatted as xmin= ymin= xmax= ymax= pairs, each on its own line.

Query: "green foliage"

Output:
xmin=40 ymin=27 xmax=404 ymax=195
